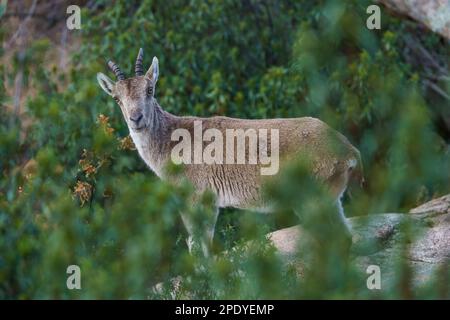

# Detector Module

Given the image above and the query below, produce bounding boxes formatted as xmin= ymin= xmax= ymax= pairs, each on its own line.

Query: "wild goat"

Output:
xmin=97 ymin=48 xmax=363 ymax=256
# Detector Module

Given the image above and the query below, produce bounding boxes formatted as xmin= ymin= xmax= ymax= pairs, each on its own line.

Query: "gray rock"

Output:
xmin=377 ymin=0 xmax=450 ymax=40
xmin=267 ymin=194 xmax=450 ymax=291
xmin=155 ymin=195 xmax=450 ymax=297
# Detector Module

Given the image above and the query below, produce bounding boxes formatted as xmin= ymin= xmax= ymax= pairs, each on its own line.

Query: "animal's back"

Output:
xmin=169 ymin=116 xmax=362 ymax=210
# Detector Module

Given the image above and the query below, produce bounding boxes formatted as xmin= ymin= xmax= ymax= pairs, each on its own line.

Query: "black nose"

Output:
xmin=130 ymin=114 xmax=143 ymax=124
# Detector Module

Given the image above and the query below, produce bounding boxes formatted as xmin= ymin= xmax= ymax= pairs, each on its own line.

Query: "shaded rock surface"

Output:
xmin=156 ymin=195 xmax=449 ymax=296
xmin=267 ymin=194 xmax=450 ymax=289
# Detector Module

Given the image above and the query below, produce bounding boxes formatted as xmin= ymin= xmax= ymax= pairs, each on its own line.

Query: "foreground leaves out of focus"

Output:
xmin=0 ymin=0 xmax=449 ymax=299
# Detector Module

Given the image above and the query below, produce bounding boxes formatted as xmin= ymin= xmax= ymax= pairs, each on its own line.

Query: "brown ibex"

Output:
xmin=97 ymin=49 xmax=363 ymax=256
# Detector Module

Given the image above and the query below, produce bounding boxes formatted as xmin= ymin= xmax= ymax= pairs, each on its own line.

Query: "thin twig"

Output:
xmin=1 ymin=12 xmax=49 ymax=20
xmin=13 ymin=66 xmax=23 ymax=116
xmin=4 ymin=0 xmax=37 ymax=50
xmin=423 ymin=79 xmax=450 ymax=100
xmin=404 ymin=36 xmax=448 ymax=76
xmin=59 ymin=24 xmax=68 ymax=69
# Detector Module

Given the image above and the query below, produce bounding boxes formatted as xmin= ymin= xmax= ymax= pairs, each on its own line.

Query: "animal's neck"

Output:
xmin=129 ymin=100 xmax=174 ymax=177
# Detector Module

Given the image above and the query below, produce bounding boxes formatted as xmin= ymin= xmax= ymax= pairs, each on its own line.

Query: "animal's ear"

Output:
xmin=96 ymin=72 xmax=115 ymax=96
xmin=145 ymin=56 xmax=159 ymax=83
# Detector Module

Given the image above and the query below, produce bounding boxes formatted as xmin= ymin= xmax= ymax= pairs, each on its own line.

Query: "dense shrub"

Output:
xmin=0 ymin=0 xmax=448 ymax=299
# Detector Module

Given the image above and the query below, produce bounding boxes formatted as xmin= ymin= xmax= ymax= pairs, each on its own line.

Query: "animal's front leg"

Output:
xmin=179 ymin=207 xmax=219 ymax=258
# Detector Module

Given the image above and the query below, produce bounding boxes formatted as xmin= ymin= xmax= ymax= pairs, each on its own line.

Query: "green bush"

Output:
xmin=0 ymin=0 xmax=448 ymax=299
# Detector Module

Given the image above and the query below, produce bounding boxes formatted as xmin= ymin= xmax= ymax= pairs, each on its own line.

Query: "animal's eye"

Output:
xmin=146 ymin=86 xmax=153 ymax=96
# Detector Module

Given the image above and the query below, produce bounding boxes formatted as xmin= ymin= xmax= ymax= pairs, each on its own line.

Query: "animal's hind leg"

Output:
xmin=335 ymin=192 xmax=352 ymax=237
xmin=326 ymin=169 xmax=354 ymax=254
xmin=326 ymin=188 xmax=353 ymax=257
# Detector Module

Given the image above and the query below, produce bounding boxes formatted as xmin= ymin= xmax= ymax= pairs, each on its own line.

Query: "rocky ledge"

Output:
xmin=268 ymin=194 xmax=450 ymax=289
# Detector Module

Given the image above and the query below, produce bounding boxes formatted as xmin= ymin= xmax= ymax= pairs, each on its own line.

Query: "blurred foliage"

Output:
xmin=0 ymin=0 xmax=449 ymax=299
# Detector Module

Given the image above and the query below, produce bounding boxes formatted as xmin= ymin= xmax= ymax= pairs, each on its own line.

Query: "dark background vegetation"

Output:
xmin=0 ymin=0 xmax=449 ymax=299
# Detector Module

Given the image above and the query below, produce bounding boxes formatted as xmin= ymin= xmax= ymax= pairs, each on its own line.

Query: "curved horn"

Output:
xmin=135 ymin=48 xmax=144 ymax=76
xmin=108 ymin=60 xmax=125 ymax=81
